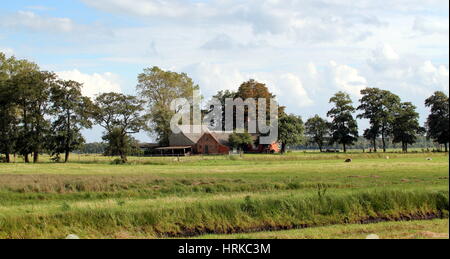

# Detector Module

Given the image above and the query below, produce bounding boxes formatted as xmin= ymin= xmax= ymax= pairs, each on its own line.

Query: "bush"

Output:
xmin=111 ymin=158 xmax=126 ymax=165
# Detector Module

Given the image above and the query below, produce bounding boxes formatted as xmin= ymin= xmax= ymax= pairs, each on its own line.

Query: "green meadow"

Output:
xmin=0 ymin=152 xmax=448 ymax=239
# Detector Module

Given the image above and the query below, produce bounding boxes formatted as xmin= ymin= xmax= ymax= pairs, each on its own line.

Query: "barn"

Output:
xmin=157 ymin=125 xmax=280 ymax=155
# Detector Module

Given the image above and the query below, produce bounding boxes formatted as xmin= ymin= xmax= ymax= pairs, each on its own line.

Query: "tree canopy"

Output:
xmin=327 ymin=92 xmax=358 ymax=153
xmin=392 ymin=102 xmax=423 ymax=152
xmin=137 ymin=66 xmax=200 ymax=146
xmin=425 ymin=91 xmax=449 ymax=152
xmin=278 ymin=114 xmax=304 ymax=154
xmin=305 ymin=115 xmax=330 ymax=152
xmin=358 ymin=88 xmax=401 ymax=152
xmin=92 ymin=92 xmax=147 ymax=163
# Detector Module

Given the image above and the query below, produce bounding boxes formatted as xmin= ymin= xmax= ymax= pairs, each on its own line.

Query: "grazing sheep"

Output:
xmin=427 ymin=158 xmax=433 ymax=161
xmin=345 ymin=159 xmax=352 ymax=163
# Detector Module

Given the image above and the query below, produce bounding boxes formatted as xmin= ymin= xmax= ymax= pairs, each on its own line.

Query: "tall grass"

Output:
xmin=0 ymin=190 xmax=447 ymax=239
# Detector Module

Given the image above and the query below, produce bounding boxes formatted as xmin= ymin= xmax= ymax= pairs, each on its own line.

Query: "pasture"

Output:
xmin=0 ymin=152 xmax=448 ymax=239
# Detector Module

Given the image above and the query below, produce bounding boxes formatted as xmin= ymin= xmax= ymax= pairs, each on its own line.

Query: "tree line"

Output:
xmin=304 ymin=90 xmax=449 ymax=153
xmin=1 ymin=52 xmax=449 ymax=163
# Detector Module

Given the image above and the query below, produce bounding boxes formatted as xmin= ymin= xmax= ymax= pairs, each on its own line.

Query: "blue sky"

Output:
xmin=1 ymin=0 xmax=449 ymax=142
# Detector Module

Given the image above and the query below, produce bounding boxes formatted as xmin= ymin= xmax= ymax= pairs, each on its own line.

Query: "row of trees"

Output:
xmin=0 ymin=53 xmax=148 ymax=163
xmin=1 ymin=52 xmax=449 ymax=163
xmin=207 ymin=81 xmax=448 ymax=154
xmin=305 ymin=90 xmax=449 ymax=153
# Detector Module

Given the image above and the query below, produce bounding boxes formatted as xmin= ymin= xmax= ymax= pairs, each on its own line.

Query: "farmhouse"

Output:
xmin=154 ymin=125 xmax=280 ymax=155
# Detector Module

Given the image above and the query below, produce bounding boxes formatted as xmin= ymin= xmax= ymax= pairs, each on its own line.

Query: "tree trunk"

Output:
xmin=24 ymin=154 xmax=30 ymax=163
xmin=281 ymin=143 xmax=287 ymax=154
xmin=65 ymin=111 xmax=71 ymax=163
xmin=5 ymin=153 xmax=10 ymax=163
xmin=373 ymin=138 xmax=377 ymax=152
xmin=445 ymin=143 xmax=448 ymax=153
xmin=64 ymin=150 xmax=70 ymax=163
xmin=319 ymin=145 xmax=323 ymax=153
xmin=33 ymin=152 xmax=39 ymax=163
xmin=343 ymin=143 xmax=347 ymax=153
xmin=381 ymin=133 xmax=386 ymax=153
xmin=405 ymin=143 xmax=408 ymax=153
xmin=120 ymin=153 xmax=127 ymax=163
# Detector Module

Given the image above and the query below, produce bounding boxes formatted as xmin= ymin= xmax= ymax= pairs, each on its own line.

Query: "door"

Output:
xmin=205 ymin=145 xmax=209 ymax=154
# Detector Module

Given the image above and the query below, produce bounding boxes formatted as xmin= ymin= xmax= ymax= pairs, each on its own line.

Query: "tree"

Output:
xmin=425 ymin=91 xmax=449 ymax=152
xmin=305 ymin=115 xmax=330 ymax=152
xmin=47 ymin=80 xmax=93 ymax=162
xmin=392 ymin=102 xmax=423 ymax=152
xmin=236 ymin=79 xmax=283 ymax=131
xmin=228 ymin=132 xmax=254 ymax=152
xmin=363 ymin=127 xmax=379 ymax=152
xmin=278 ymin=114 xmax=304 ymax=154
xmin=208 ymin=90 xmax=237 ymax=130
xmin=102 ymin=128 xmax=141 ymax=161
xmin=0 ymin=83 xmax=18 ymax=163
xmin=0 ymin=53 xmax=39 ymax=163
xmin=11 ymin=69 xmax=54 ymax=163
xmin=92 ymin=92 xmax=147 ymax=163
xmin=357 ymin=88 xmax=401 ymax=152
xmin=0 ymin=53 xmax=18 ymax=162
xmin=327 ymin=92 xmax=358 ymax=153
xmin=137 ymin=66 xmax=200 ymax=146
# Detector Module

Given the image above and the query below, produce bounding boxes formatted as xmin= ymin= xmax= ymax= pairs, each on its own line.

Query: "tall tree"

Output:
xmin=357 ymin=88 xmax=401 ymax=152
xmin=0 ymin=53 xmax=39 ymax=162
xmin=48 ymin=80 xmax=93 ymax=162
xmin=425 ymin=91 xmax=449 ymax=152
xmin=278 ymin=114 xmax=304 ymax=154
xmin=236 ymin=79 xmax=282 ymax=131
xmin=327 ymin=92 xmax=358 ymax=153
xmin=9 ymin=67 xmax=51 ymax=163
xmin=363 ymin=127 xmax=378 ymax=152
xmin=0 ymin=53 xmax=16 ymax=162
xmin=137 ymin=66 xmax=199 ymax=146
xmin=92 ymin=92 xmax=147 ymax=163
xmin=305 ymin=115 xmax=330 ymax=152
xmin=392 ymin=102 xmax=423 ymax=152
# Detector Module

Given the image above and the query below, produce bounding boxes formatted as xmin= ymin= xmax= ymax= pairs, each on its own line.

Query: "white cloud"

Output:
xmin=184 ymin=62 xmax=313 ymax=109
xmin=0 ymin=11 xmax=112 ymax=40
xmin=0 ymin=47 xmax=14 ymax=56
xmin=413 ymin=17 xmax=449 ymax=35
xmin=417 ymin=61 xmax=449 ymax=91
xmin=56 ymin=70 xmax=122 ymax=98
xmin=25 ymin=6 xmax=54 ymax=11
xmin=329 ymin=61 xmax=368 ymax=97
xmin=1 ymin=11 xmax=75 ymax=33
xmin=364 ymin=43 xmax=449 ymax=97
xmin=81 ymin=0 xmax=387 ymax=43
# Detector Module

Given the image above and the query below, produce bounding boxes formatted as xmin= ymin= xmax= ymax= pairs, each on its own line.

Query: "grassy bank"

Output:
xmin=0 ymin=189 xmax=447 ymax=238
xmin=0 ymin=152 xmax=448 ymax=239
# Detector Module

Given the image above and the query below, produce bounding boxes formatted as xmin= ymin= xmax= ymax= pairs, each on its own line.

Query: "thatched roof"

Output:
xmin=170 ymin=125 xmax=234 ymax=146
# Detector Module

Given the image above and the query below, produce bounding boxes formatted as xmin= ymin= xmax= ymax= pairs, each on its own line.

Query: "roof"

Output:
xmin=155 ymin=146 xmax=193 ymax=150
xmin=138 ymin=143 xmax=160 ymax=149
xmin=170 ymin=125 xmax=234 ymax=146
xmin=209 ymin=132 xmax=233 ymax=146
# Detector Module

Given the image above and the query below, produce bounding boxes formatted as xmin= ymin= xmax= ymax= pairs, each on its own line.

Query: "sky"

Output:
xmin=1 ymin=0 xmax=449 ymax=142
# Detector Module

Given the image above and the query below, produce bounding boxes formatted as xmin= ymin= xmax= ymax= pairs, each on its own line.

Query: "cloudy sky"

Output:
xmin=1 ymin=0 xmax=449 ymax=142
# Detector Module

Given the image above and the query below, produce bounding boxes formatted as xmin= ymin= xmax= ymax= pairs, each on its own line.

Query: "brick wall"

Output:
xmin=196 ymin=133 xmax=230 ymax=155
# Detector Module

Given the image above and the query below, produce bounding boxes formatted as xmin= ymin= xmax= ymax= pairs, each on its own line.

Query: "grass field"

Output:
xmin=0 ymin=152 xmax=448 ymax=239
